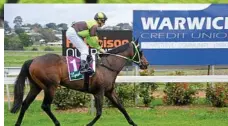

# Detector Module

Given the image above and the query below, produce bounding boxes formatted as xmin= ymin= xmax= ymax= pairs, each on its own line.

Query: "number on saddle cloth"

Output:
xmin=66 ymin=56 xmax=95 ymax=81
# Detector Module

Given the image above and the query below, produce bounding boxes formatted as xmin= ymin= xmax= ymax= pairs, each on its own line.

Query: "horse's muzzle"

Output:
xmin=139 ymin=64 xmax=148 ymax=70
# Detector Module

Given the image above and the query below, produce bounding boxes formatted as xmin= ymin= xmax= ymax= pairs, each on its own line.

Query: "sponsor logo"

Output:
xmin=141 ymin=17 xmax=228 ymax=30
xmin=99 ymin=37 xmax=129 ymax=48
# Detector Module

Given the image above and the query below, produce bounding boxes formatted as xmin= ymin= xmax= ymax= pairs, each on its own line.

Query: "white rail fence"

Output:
xmin=5 ymin=75 xmax=228 ymax=84
xmin=5 ymin=67 xmax=228 ymax=84
xmin=4 ymin=67 xmax=228 ymax=112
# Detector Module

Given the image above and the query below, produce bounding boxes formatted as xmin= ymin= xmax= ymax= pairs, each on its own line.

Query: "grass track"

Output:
xmin=4 ymin=51 xmax=61 ymax=67
xmin=4 ymin=101 xmax=228 ymax=126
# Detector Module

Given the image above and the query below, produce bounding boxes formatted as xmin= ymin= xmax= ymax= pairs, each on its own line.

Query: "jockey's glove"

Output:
xmin=99 ymin=48 xmax=106 ymax=54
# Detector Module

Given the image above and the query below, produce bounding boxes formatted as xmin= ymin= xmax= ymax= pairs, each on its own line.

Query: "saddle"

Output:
xmin=66 ymin=55 xmax=96 ymax=92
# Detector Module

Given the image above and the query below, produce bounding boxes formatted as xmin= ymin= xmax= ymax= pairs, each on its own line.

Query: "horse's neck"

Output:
xmin=100 ymin=48 xmax=132 ymax=74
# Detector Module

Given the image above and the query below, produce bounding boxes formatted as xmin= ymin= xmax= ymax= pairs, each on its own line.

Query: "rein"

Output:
xmin=98 ymin=42 xmax=141 ymax=72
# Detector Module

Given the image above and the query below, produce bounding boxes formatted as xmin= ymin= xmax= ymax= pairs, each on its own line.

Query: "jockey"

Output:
xmin=66 ymin=12 xmax=107 ymax=74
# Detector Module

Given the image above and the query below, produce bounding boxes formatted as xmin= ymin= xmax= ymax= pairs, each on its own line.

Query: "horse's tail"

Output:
xmin=10 ymin=59 xmax=33 ymax=113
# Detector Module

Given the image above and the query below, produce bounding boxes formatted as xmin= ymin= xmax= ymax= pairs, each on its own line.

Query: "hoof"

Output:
xmin=55 ymin=122 xmax=60 ymax=126
xmin=130 ymin=121 xmax=137 ymax=126
xmin=15 ymin=123 xmax=20 ymax=126
xmin=86 ymin=123 xmax=93 ymax=126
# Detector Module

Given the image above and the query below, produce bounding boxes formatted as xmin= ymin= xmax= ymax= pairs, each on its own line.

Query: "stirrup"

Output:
xmin=79 ymin=60 xmax=88 ymax=74
xmin=80 ymin=67 xmax=94 ymax=75
xmin=80 ymin=68 xmax=88 ymax=74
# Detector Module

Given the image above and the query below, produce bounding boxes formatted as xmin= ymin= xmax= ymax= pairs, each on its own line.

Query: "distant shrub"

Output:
xmin=139 ymin=69 xmax=158 ymax=107
xmin=44 ymin=46 xmax=54 ymax=51
xmin=53 ymin=88 xmax=90 ymax=110
xmin=206 ymin=83 xmax=228 ymax=107
xmin=31 ymin=47 xmax=38 ymax=51
xmin=163 ymin=71 xmax=197 ymax=105
xmin=4 ymin=35 xmax=24 ymax=50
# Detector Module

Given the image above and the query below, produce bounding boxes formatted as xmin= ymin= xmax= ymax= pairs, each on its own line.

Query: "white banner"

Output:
xmin=141 ymin=42 xmax=228 ymax=49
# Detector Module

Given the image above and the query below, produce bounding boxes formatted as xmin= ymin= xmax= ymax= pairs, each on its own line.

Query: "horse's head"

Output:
xmin=129 ymin=38 xmax=149 ymax=70
xmin=101 ymin=37 xmax=149 ymax=71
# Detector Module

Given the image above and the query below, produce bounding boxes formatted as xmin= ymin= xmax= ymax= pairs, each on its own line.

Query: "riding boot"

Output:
xmin=80 ymin=60 xmax=90 ymax=92
xmin=86 ymin=55 xmax=94 ymax=74
xmin=80 ymin=56 xmax=94 ymax=92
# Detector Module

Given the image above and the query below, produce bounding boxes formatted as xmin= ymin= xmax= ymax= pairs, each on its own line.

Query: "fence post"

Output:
xmin=90 ymin=95 xmax=95 ymax=115
xmin=134 ymin=66 xmax=139 ymax=106
xmin=211 ymin=65 xmax=215 ymax=87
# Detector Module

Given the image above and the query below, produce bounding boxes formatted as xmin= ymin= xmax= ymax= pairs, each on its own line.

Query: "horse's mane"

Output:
xmin=105 ymin=42 xmax=131 ymax=54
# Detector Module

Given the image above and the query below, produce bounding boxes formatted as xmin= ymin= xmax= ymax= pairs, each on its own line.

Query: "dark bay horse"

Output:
xmin=10 ymin=39 xmax=149 ymax=126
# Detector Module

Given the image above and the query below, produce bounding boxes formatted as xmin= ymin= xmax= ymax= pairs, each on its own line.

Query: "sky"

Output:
xmin=4 ymin=4 xmax=210 ymax=28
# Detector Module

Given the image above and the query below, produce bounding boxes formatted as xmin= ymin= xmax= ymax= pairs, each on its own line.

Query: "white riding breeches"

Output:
xmin=66 ymin=27 xmax=89 ymax=61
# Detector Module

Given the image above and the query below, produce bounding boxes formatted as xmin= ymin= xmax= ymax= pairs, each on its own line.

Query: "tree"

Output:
xmin=32 ymin=34 xmax=43 ymax=41
xmin=57 ymin=23 xmax=68 ymax=30
xmin=4 ymin=21 xmax=11 ymax=33
xmin=32 ymin=23 xmax=42 ymax=29
xmin=4 ymin=35 xmax=11 ymax=49
xmin=19 ymin=33 xmax=33 ymax=47
xmin=15 ymin=28 xmax=25 ymax=34
xmin=116 ymin=23 xmax=132 ymax=30
xmin=13 ymin=16 xmax=23 ymax=29
xmin=31 ymin=23 xmax=42 ymax=32
xmin=46 ymin=23 xmax=57 ymax=30
xmin=38 ymin=28 xmax=58 ymax=42
xmin=4 ymin=35 xmax=23 ymax=50
xmin=22 ymin=23 xmax=32 ymax=28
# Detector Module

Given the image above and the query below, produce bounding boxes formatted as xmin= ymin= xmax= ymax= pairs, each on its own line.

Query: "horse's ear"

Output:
xmin=135 ymin=37 xmax=139 ymax=45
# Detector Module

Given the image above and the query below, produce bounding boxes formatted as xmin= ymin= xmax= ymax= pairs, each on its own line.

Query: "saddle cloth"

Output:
xmin=66 ymin=56 xmax=96 ymax=81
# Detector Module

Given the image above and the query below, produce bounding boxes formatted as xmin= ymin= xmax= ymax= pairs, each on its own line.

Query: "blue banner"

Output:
xmin=133 ymin=4 xmax=228 ymax=65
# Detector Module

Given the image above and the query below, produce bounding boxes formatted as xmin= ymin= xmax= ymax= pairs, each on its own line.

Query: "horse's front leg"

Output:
xmin=105 ymin=90 xmax=137 ymax=126
xmin=86 ymin=90 xmax=104 ymax=126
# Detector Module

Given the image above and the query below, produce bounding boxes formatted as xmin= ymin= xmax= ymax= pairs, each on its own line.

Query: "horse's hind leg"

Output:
xmin=105 ymin=90 xmax=137 ymax=126
xmin=15 ymin=84 xmax=41 ymax=126
xmin=41 ymin=86 xmax=60 ymax=126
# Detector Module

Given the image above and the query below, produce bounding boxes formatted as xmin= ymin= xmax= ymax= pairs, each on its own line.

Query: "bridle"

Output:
xmin=99 ymin=41 xmax=142 ymax=72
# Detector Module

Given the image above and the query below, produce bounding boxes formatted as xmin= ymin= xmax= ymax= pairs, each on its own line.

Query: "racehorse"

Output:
xmin=10 ymin=39 xmax=149 ymax=126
